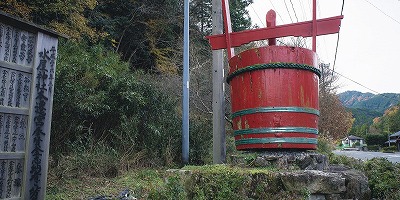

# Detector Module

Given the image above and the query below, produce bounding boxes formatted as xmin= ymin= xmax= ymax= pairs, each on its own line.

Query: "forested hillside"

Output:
xmin=348 ymin=108 xmax=381 ymax=127
xmin=348 ymin=103 xmax=400 ymax=147
xmin=339 ymin=91 xmax=400 ymax=140
xmin=339 ymin=91 xmax=400 ymax=113
xmin=0 ymin=0 xmax=354 ymax=173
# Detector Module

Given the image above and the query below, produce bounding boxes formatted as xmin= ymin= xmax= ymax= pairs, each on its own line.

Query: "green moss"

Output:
xmin=179 ymin=165 xmax=286 ymax=199
xmin=183 ymin=165 xmax=247 ymax=199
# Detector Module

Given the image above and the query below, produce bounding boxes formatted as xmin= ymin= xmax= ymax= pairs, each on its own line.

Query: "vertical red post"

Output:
xmin=221 ymin=0 xmax=234 ymax=58
xmin=266 ymin=10 xmax=276 ymax=46
xmin=312 ymin=0 xmax=317 ymax=52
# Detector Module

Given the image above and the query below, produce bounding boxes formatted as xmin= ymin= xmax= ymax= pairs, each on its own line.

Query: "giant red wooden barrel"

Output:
xmin=227 ymin=46 xmax=320 ymax=150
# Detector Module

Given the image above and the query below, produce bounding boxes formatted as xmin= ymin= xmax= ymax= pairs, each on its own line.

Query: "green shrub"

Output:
xmin=352 ymin=141 xmax=361 ymax=147
xmin=365 ymin=134 xmax=387 ymax=146
xmin=317 ymin=137 xmax=334 ymax=155
xmin=148 ymin=175 xmax=187 ymax=199
xmin=184 ymin=165 xmax=245 ymax=199
xmin=367 ymin=145 xmax=380 ymax=151
xmin=381 ymin=145 xmax=397 ymax=153
xmin=329 ymin=154 xmax=400 ymax=199
xmin=328 ymin=154 xmax=363 ymax=170
xmin=189 ymin=117 xmax=213 ymax=164
xmin=51 ymin=139 xmax=120 ymax=179
xmin=364 ymin=158 xmax=400 ymax=199
xmin=51 ymin=40 xmax=213 ymax=170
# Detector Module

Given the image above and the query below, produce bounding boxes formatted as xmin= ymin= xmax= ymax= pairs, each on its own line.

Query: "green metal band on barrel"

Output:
xmin=231 ymin=106 xmax=320 ymax=119
xmin=235 ymin=137 xmax=318 ymax=145
xmin=226 ymin=63 xmax=321 ymax=83
xmin=234 ymin=127 xmax=318 ymax=136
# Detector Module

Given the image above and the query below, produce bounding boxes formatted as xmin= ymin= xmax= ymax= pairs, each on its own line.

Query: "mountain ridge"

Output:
xmin=338 ymin=91 xmax=400 ymax=127
xmin=338 ymin=90 xmax=400 ymax=113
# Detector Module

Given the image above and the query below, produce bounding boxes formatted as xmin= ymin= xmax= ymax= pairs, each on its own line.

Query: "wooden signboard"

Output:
xmin=0 ymin=11 xmax=62 ymax=200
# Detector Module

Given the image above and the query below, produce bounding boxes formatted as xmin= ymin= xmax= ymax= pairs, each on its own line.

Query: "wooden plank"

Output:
xmin=4 ymin=197 xmax=22 ymax=200
xmin=0 ymin=106 xmax=29 ymax=116
xmin=0 ymin=61 xmax=33 ymax=73
xmin=13 ymin=30 xmax=36 ymax=67
xmin=0 ymin=24 xmax=13 ymax=63
xmin=0 ymin=159 xmax=24 ymax=198
xmin=0 ymin=13 xmax=60 ymax=200
xmin=0 ymin=153 xmax=24 ymax=160
xmin=22 ymin=32 xmax=58 ymax=200
xmin=0 ymin=22 xmax=36 ymax=68
xmin=207 ymin=15 xmax=343 ymax=50
xmin=0 ymin=67 xmax=32 ymax=108
xmin=0 ymin=113 xmax=29 ymax=154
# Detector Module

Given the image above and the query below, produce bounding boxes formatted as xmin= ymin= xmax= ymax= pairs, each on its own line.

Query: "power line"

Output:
xmin=250 ymin=4 xmax=265 ymax=27
xmin=289 ymin=0 xmax=299 ymax=22
xmin=340 ymin=0 xmax=345 ymax=15
xmin=269 ymin=0 xmax=285 ymax=24
xmin=332 ymin=0 xmax=345 ymax=72
xmin=248 ymin=3 xmax=286 ymax=47
xmin=364 ymin=0 xmax=400 ymax=26
xmin=321 ymin=65 xmax=400 ymax=102
xmin=284 ymin=0 xmax=294 ymax=23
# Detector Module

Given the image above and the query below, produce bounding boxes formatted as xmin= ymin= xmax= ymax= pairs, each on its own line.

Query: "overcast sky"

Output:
xmin=247 ymin=0 xmax=400 ymax=94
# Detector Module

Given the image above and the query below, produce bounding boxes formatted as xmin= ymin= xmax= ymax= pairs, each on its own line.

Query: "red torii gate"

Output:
xmin=207 ymin=0 xmax=343 ymax=58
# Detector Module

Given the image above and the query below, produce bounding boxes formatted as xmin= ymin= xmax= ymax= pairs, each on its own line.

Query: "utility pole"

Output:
xmin=212 ymin=0 xmax=226 ymax=164
xmin=182 ymin=0 xmax=190 ymax=164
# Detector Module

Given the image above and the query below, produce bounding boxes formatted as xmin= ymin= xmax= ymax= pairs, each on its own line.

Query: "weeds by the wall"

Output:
xmin=328 ymin=154 xmax=400 ymax=199
xmin=364 ymin=158 xmax=400 ymax=199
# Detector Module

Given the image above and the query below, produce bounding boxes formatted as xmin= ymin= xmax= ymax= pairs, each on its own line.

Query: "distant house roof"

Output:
xmin=343 ymin=135 xmax=364 ymax=140
xmin=390 ymin=131 xmax=400 ymax=137
xmin=385 ymin=140 xmax=397 ymax=144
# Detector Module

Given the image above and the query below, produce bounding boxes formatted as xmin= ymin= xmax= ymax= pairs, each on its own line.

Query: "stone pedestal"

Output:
xmin=231 ymin=151 xmax=329 ymax=170
xmin=229 ymin=151 xmax=371 ymax=199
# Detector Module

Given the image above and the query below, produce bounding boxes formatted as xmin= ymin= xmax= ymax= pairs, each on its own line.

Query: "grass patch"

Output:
xmin=47 ymin=164 xmax=301 ymax=199
xmin=47 ymin=169 xmax=168 ymax=199
xmin=48 ymin=147 xmax=400 ymax=199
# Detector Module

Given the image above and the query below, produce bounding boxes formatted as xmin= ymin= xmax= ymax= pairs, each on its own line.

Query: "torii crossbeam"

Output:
xmin=207 ymin=0 xmax=343 ymax=57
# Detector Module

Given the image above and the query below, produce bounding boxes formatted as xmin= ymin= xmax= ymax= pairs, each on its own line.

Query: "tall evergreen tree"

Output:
xmin=229 ymin=0 xmax=253 ymax=32
xmin=88 ymin=0 xmax=183 ymax=73
xmin=190 ymin=0 xmax=253 ymax=35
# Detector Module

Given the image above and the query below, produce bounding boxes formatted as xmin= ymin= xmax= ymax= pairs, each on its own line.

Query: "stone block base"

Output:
xmin=231 ymin=150 xmax=328 ymax=170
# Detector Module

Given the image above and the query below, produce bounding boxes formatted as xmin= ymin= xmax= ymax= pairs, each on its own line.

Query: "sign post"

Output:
xmin=0 ymin=11 xmax=64 ymax=200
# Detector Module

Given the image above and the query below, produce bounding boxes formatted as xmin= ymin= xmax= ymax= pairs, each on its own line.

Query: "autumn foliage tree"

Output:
xmin=370 ymin=105 xmax=400 ymax=135
xmin=318 ymin=63 xmax=353 ymax=140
